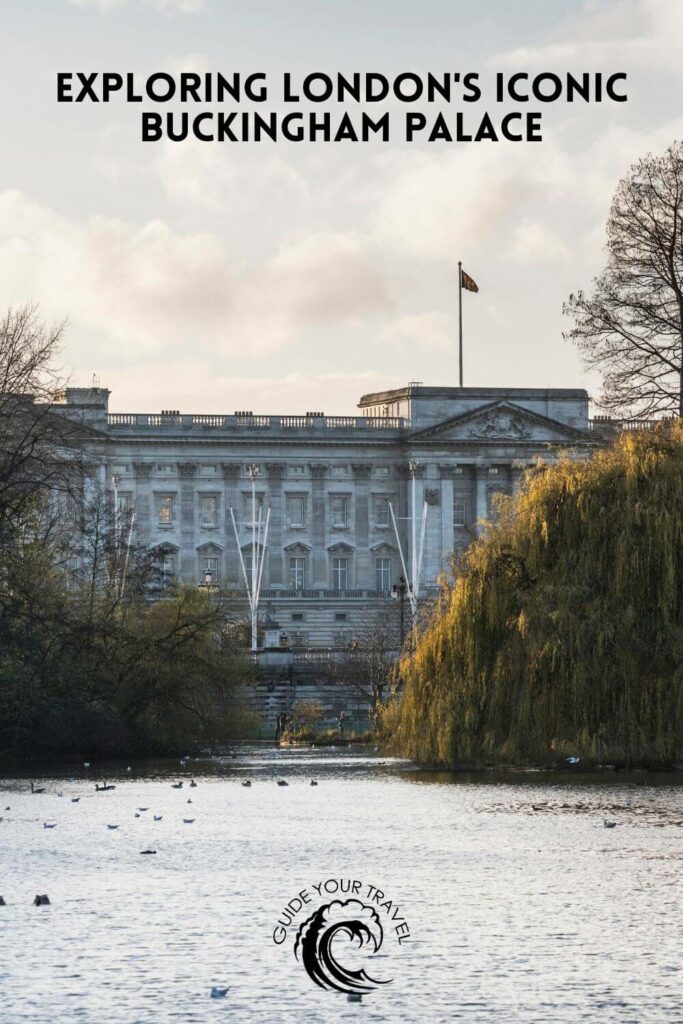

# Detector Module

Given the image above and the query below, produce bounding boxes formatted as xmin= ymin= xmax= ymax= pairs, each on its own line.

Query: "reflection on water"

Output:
xmin=1 ymin=747 xmax=681 ymax=1023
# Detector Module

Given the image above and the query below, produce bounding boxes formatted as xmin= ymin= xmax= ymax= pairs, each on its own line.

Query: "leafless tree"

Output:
xmin=327 ymin=614 xmax=399 ymax=731
xmin=564 ymin=141 xmax=683 ymax=418
xmin=0 ymin=304 xmax=78 ymax=545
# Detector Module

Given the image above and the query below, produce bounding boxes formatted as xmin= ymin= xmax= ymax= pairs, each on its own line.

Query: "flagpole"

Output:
xmin=458 ymin=260 xmax=463 ymax=387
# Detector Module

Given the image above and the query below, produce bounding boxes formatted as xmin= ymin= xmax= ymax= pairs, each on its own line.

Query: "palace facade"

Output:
xmin=57 ymin=383 xmax=600 ymax=647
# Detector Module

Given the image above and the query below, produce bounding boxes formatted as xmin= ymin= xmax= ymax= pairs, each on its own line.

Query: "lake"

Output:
xmin=0 ymin=746 xmax=681 ymax=1023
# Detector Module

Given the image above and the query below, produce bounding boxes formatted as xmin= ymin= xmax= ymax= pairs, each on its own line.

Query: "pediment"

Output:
xmin=197 ymin=541 xmax=224 ymax=553
xmin=370 ymin=541 xmax=396 ymax=555
xmin=284 ymin=541 xmax=312 ymax=554
xmin=408 ymin=401 xmax=591 ymax=444
xmin=151 ymin=541 xmax=179 ymax=555
xmin=327 ymin=541 xmax=354 ymax=554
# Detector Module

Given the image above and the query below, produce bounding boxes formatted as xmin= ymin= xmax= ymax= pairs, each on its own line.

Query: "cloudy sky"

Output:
xmin=1 ymin=0 xmax=682 ymax=413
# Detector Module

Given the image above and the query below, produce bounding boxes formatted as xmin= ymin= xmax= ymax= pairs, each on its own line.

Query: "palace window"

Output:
xmin=453 ymin=496 xmax=468 ymax=527
xmin=201 ymin=555 xmax=219 ymax=580
xmin=156 ymin=463 xmax=174 ymax=475
xmin=157 ymin=495 xmax=175 ymax=526
xmin=286 ymin=495 xmax=306 ymax=528
xmin=162 ymin=553 xmax=175 ymax=577
xmin=374 ymin=496 xmax=391 ymax=527
xmin=289 ymin=556 xmax=305 ymax=590
xmin=199 ymin=464 xmax=218 ymax=476
xmin=331 ymin=556 xmax=348 ymax=591
xmin=331 ymin=495 xmax=348 ymax=527
xmin=201 ymin=495 xmax=218 ymax=527
xmin=290 ymin=631 xmax=309 ymax=649
xmin=375 ymin=557 xmax=391 ymax=592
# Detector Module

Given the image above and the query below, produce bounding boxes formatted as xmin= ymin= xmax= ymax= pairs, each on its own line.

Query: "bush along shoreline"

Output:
xmin=384 ymin=426 xmax=683 ymax=771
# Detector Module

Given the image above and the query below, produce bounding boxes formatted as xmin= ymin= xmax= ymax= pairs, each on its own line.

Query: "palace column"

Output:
xmin=475 ymin=464 xmax=489 ymax=534
xmin=310 ymin=464 xmax=328 ymax=587
xmin=438 ymin=465 xmax=456 ymax=564
xmin=511 ymin=464 xmax=527 ymax=495
xmin=352 ymin=463 xmax=372 ymax=588
xmin=178 ymin=462 xmax=197 ymax=581
xmin=221 ymin=463 xmax=241 ymax=585
xmin=267 ymin=463 xmax=285 ymax=587
xmin=132 ymin=462 xmax=152 ymax=542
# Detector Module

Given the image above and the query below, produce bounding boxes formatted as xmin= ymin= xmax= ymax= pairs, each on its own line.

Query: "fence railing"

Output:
xmin=589 ymin=416 xmax=678 ymax=432
xmin=106 ymin=413 xmax=407 ymax=432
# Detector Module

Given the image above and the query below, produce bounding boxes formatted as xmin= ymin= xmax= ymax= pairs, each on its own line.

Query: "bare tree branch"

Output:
xmin=564 ymin=141 xmax=683 ymax=418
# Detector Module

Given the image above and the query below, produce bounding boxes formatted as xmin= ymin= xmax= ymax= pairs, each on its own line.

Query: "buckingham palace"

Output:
xmin=57 ymin=382 xmax=600 ymax=647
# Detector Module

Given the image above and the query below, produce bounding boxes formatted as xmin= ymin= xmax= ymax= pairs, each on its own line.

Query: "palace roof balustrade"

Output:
xmin=105 ymin=412 xmax=407 ymax=435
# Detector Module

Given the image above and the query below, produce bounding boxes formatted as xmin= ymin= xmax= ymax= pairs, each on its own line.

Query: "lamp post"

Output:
xmin=391 ymin=575 xmax=408 ymax=646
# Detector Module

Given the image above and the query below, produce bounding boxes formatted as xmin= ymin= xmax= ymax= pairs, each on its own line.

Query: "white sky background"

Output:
xmin=0 ymin=0 xmax=682 ymax=414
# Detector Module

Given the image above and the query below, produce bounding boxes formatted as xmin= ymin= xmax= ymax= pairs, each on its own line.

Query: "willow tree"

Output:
xmin=386 ymin=426 xmax=683 ymax=768
xmin=565 ymin=141 xmax=683 ymax=418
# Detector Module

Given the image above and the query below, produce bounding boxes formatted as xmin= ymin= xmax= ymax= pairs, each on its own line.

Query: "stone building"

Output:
xmin=57 ymin=382 xmax=600 ymax=647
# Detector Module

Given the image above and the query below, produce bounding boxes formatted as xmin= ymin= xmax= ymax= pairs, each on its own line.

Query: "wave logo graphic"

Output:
xmin=294 ymin=898 xmax=392 ymax=995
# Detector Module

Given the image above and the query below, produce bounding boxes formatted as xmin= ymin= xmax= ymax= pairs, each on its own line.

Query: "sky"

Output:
xmin=0 ymin=0 xmax=682 ymax=414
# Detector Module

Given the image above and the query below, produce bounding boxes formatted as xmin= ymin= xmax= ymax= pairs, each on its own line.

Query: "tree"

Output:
xmin=0 ymin=305 xmax=256 ymax=760
xmin=0 ymin=304 xmax=74 ymax=547
xmin=287 ymin=699 xmax=325 ymax=736
xmin=326 ymin=615 xmax=398 ymax=732
xmin=387 ymin=426 xmax=683 ymax=768
xmin=564 ymin=141 xmax=683 ymax=419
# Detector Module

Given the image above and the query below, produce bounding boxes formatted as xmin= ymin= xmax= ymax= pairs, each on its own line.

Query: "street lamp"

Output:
xmin=391 ymin=575 xmax=409 ymax=645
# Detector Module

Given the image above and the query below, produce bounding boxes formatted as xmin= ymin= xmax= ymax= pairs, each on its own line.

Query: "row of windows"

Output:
xmin=116 ymin=491 xmax=509 ymax=530
xmin=288 ymin=555 xmax=390 ymax=591
xmin=121 ymin=491 xmax=509 ymax=530
xmin=113 ymin=463 xmax=394 ymax=478
xmin=118 ymin=494 xmax=395 ymax=529
xmin=162 ymin=554 xmax=393 ymax=592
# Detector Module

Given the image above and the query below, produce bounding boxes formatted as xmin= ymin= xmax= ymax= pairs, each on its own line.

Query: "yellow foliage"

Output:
xmin=385 ymin=424 xmax=683 ymax=767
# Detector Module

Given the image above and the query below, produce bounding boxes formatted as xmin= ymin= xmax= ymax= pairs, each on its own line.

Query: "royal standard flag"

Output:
xmin=460 ymin=268 xmax=479 ymax=293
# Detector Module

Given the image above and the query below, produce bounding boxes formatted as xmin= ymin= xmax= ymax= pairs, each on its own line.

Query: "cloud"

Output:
xmin=381 ymin=312 xmax=452 ymax=351
xmin=101 ymin=365 xmax=399 ymax=414
xmin=150 ymin=140 xmax=310 ymax=213
xmin=0 ymin=190 xmax=392 ymax=372
xmin=68 ymin=0 xmax=204 ymax=12
xmin=489 ymin=0 xmax=683 ymax=77
xmin=511 ymin=221 xmax=570 ymax=265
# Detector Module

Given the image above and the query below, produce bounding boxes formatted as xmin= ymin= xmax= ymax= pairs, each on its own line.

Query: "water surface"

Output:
xmin=1 ymin=747 xmax=681 ymax=1023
